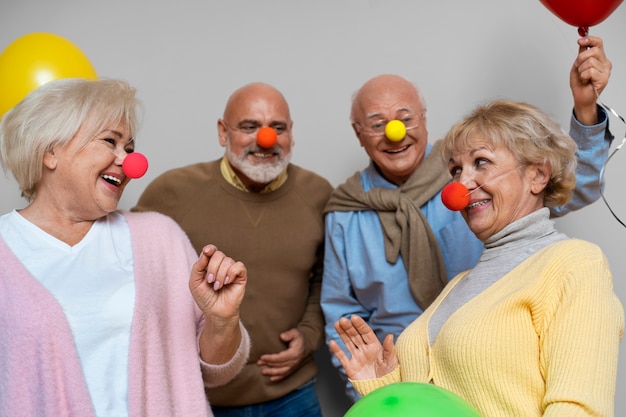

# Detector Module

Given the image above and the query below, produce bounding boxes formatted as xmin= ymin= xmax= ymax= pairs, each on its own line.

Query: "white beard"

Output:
xmin=225 ymin=144 xmax=291 ymax=184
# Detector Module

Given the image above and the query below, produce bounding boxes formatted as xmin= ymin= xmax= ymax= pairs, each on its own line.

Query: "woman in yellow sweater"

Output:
xmin=330 ymin=100 xmax=624 ymax=417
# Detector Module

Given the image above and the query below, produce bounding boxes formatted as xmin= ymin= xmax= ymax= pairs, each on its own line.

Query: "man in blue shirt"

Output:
xmin=321 ymin=35 xmax=614 ymax=401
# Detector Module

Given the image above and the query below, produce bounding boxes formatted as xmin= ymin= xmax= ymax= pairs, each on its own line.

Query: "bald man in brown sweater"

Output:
xmin=133 ymin=82 xmax=332 ymax=417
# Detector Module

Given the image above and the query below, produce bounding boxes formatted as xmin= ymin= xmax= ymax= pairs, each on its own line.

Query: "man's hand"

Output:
xmin=571 ymin=36 xmax=612 ymax=125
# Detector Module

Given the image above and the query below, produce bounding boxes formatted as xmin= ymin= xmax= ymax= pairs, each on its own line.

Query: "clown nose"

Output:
xmin=122 ymin=152 xmax=149 ymax=179
xmin=385 ymin=120 xmax=406 ymax=142
xmin=441 ymin=182 xmax=470 ymax=211
xmin=257 ymin=127 xmax=277 ymax=148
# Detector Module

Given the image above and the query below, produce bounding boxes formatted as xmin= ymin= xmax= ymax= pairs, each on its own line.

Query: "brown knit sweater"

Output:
xmin=132 ymin=160 xmax=333 ymax=406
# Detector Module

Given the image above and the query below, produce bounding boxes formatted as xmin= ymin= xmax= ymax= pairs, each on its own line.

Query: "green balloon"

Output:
xmin=345 ymin=382 xmax=482 ymax=417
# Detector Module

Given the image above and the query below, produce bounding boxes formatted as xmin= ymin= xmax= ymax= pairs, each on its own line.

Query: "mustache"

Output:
xmin=244 ymin=144 xmax=282 ymax=156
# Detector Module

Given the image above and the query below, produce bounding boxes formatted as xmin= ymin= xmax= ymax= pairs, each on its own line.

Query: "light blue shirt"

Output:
xmin=321 ymin=109 xmax=612 ymax=401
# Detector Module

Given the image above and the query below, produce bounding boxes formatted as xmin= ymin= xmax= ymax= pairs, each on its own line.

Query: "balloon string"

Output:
xmin=595 ymin=89 xmax=626 ymax=228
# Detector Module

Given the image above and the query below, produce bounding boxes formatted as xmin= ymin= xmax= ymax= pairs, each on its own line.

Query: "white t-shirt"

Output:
xmin=0 ymin=210 xmax=135 ymax=417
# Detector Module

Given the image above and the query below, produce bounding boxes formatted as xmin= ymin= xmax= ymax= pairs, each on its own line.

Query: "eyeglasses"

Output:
xmin=355 ymin=114 xmax=423 ymax=138
xmin=222 ymin=120 xmax=289 ymax=136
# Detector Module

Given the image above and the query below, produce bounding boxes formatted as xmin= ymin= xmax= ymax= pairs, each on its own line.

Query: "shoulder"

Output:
xmin=132 ymin=160 xmax=221 ymax=214
xmin=148 ymin=161 xmax=218 ymax=188
xmin=119 ymin=211 xmax=196 ymax=259
xmin=528 ymin=238 xmax=611 ymax=291
xmin=541 ymin=238 xmax=605 ymax=263
xmin=120 ymin=210 xmax=187 ymax=236
xmin=288 ymin=164 xmax=334 ymax=200
xmin=289 ymin=164 xmax=333 ymax=188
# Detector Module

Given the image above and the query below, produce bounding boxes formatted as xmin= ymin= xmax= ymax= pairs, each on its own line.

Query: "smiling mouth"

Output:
xmin=251 ymin=151 xmax=277 ymax=159
xmin=467 ymin=199 xmax=490 ymax=209
xmin=384 ymin=145 xmax=410 ymax=154
xmin=101 ymin=174 xmax=122 ymax=187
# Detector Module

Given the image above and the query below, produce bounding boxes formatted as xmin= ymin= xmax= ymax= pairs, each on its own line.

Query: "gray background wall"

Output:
xmin=1 ymin=1 xmax=625 ymax=415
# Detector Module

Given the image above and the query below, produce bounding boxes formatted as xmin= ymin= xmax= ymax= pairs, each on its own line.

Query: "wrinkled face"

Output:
xmin=447 ymin=135 xmax=547 ymax=241
xmin=42 ymin=119 xmax=134 ymax=220
xmin=218 ymin=89 xmax=294 ymax=191
xmin=352 ymin=81 xmax=427 ymax=185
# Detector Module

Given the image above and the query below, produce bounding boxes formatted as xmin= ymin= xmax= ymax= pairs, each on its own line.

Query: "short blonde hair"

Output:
xmin=441 ymin=100 xmax=577 ymax=207
xmin=0 ymin=78 xmax=140 ymax=201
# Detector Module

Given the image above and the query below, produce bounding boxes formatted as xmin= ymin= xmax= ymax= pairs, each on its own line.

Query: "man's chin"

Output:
xmin=240 ymin=168 xmax=283 ymax=183
xmin=237 ymin=159 xmax=289 ymax=183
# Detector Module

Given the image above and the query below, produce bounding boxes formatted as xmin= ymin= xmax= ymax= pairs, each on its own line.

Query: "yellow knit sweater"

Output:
xmin=352 ymin=239 xmax=624 ymax=416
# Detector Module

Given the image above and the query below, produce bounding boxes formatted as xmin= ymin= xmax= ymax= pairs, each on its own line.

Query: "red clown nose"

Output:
xmin=257 ymin=127 xmax=277 ymax=148
xmin=441 ymin=182 xmax=470 ymax=211
xmin=122 ymin=152 xmax=149 ymax=179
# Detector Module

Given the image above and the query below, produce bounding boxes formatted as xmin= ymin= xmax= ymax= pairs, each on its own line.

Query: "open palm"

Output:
xmin=330 ymin=315 xmax=398 ymax=381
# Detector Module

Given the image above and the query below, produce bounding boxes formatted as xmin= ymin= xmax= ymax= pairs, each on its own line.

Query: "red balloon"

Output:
xmin=122 ymin=152 xmax=149 ymax=179
xmin=540 ymin=0 xmax=623 ymax=31
xmin=441 ymin=182 xmax=470 ymax=211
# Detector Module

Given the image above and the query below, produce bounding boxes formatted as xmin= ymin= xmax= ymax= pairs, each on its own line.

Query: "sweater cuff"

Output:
xmin=199 ymin=321 xmax=251 ymax=388
xmin=350 ymin=366 xmax=401 ymax=396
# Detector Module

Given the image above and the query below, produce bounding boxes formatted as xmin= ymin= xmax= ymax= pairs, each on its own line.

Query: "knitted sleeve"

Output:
xmin=540 ymin=243 xmax=624 ymax=416
xmin=350 ymin=366 xmax=402 ymax=396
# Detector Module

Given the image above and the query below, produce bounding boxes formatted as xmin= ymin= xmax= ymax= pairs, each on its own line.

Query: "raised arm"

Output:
xmin=571 ymin=36 xmax=611 ymax=125
xmin=551 ymin=36 xmax=614 ymax=217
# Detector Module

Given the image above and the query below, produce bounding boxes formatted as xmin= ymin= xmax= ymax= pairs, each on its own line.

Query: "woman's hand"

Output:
xmin=329 ymin=315 xmax=398 ymax=381
xmin=189 ymin=244 xmax=246 ymax=322
xmin=190 ymin=244 xmax=247 ymax=364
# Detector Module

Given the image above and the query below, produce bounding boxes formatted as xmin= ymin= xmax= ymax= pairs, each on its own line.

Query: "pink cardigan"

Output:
xmin=0 ymin=211 xmax=250 ymax=417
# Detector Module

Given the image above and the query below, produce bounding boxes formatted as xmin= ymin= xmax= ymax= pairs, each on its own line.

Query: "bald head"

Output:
xmin=223 ymin=82 xmax=291 ymax=122
xmin=351 ymin=74 xmax=425 ymax=124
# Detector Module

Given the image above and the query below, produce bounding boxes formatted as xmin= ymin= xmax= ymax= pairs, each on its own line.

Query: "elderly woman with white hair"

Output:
xmin=0 ymin=78 xmax=250 ymax=417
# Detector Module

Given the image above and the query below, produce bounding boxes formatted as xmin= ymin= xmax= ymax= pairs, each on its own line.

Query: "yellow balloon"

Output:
xmin=0 ymin=32 xmax=97 ymax=117
xmin=385 ymin=119 xmax=406 ymax=142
